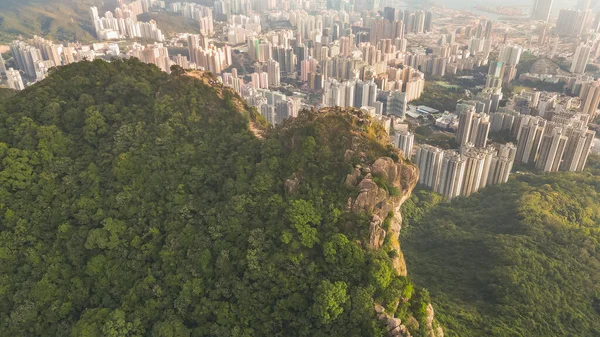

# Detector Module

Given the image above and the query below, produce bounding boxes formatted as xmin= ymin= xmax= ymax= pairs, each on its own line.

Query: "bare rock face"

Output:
xmin=349 ymin=157 xmax=418 ymax=276
xmin=346 ymin=155 xmax=441 ymax=337
xmin=369 ymin=215 xmax=386 ymax=249
xmin=426 ymin=303 xmax=442 ymax=337
xmin=345 ymin=167 xmax=362 ymax=188
xmin=374 ymin=306 xmax=412 ymax=337
xmin=353 ymin=174 xmax=388 ymax=214
xmin=284 ymin=176 xmax=300 ymax=194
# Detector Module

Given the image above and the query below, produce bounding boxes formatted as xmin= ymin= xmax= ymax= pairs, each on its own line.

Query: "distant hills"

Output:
xmin=0 ymin=0 xmax=103 ymax=43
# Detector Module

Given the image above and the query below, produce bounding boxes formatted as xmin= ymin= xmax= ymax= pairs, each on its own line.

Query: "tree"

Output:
xmin=312 ymin=280 xmax=349 ymax=324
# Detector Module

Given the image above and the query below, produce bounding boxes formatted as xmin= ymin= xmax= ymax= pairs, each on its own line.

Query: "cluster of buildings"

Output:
xmin=90 ymin=1 xmax=164 ymax=41
xmin=4 ymin=36 xmax=101 ymax=86
xmin=0 ymin=57 xmax=25 ymax=91
xmin=413 ymin=82 xmax=596 ymax=199
xmin=1 ymin=0 xmax=598 ymax=197
xmin=221 ymin=68 xmax=303 ymax=125
xmin=414 ymin=142 xmax=517 ymax=199
xmin=453 ymin=95 xmax=595 ymax=171
xmin=166 ymin=2 xmax=215 ymax=35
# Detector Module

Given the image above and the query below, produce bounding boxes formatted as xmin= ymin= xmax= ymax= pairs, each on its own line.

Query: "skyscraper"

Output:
xmin=5 ymin=68 xmax=25 ymax=90
xmin=436 ymin=150 xmax=465 ymax=200
xmin=499 ymin=45 xmax=523 ymax=65
xmin=486 ymin=61 xmax=505 ymax=88
xmin=536 ymin=125 xmax=568 ymax=172
xmin=579 ymin=81 xmax=600 ymax=117
xmin=10 ymin=41 xmax=44 ymax=79
xmin=532 ymin=0 xmax=553 ymax=21
xmin=472 ymin=114 xmax=490 ymax=148
xmin=571 ymin=43 xmax=591 ymax=74
xmin=0 ymin=56 xmax=6 ymax=77
xmin=267 ymin=59 xmax=280 ymax=87
xmin=515 ymin=117 xmax=546 ymax=164
xmin=386 ymin=91 xmax=408 ymax=118
xmin=396 ymin=130 xmax=414 ymax=159
xmin=560 ymin=128 xmax=596 ymax=171
xmin=488 ymin=143 xmax=517 ymax=185
xmin=556 ymin=9 xmax=581 ymax=36
xmin=414 ymin=145 xmax=444 ymax=191
xmin=456 ymin=104 xmax=476 ymax=146
xmin=460 ymin=147 xmax=486 ymax=197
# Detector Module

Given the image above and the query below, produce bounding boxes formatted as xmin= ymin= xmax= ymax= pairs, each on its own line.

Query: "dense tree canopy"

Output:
xmin=402 ymin=156 xmax=600 ymax=337
xmin=0 ymin=59 xmax=428 ymax=337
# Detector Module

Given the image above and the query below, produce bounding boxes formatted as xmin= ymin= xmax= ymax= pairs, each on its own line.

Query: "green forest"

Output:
xmin=402 ymin=156 xmax=600 ymax=336
xmin=0 ymin=59 xmax=433 ymax=336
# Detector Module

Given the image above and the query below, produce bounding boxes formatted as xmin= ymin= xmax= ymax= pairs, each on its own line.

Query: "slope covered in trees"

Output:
xmin=0 ymin=0 xmax=100 ymax=43
xmin=402 ymin=156 xmax=600 ymax=336
xmin=0 ymin=59 xmax=431 ymax=337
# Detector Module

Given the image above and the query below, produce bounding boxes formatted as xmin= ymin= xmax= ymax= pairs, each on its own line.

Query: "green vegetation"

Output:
xmin=0 ymin=59 xmax=431 ymax=337
xmin=0 ymin=88 xmax=17 ymax=100
xmin=413 ymin=125 xmax=457 ymax=150
xmin=488 ymin=129 xmax=515 ymax=144
xmin=505 ymin=79 xmax=565 ymax=94
xmin=515 ymin=52 xmax=539 ymax=76
xmin=0 ymin=0 xmax=101 ymax=43
xmin=401 ymin=155 xmax=600 ymax=336
xmin=411 ymin=81 xmax=470 ymax=112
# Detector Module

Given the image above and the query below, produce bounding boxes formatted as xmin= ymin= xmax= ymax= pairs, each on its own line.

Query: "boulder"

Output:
xmin=387 ymin=317 xmax=401 ymax=331
xmin=345 ymin=167 xmax=362 ymax=188
xmin=368 ymin=215 xmax=386 ymax=249
xmin=284 ymin=177 xmax=300 ymax=194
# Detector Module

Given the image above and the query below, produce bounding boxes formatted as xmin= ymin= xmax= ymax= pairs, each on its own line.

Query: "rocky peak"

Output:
xmin=346 ymin=155 xmax=442 ymax=337
xmin=346 ymin=156 xmax=418 ymax=275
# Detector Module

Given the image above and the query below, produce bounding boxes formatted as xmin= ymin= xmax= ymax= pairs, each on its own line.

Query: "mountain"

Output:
xmin=402 ymin=156 xmax=600 ymax=336
xmin=0 ymin=0 xmax=100 ymax=43
xmin=0 ymin=59 xmax=436 ymax=337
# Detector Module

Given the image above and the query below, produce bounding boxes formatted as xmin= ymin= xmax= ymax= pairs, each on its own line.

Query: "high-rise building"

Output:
xmin=499 ymin=45 xmax=523 ymax=65
xmin=460 ymin=147 xmax=486 ymax=197
xmin=414 ymin=145 xmax=444 ymax=191
xmin=5 ymin=68 xmax=25 ymax=90
xmin=471 ymin=113 xmax=490 ymax=148
xmin=10 ymin=41 xmax=45 ymax=80
xmin=515 ymin=117 xmax=546 ymax=164
xmin=556 ymin=9 xmax=581 ymax=36
xmin=267 ymin=59 xmax=280 ymax=87
xmin=62 ymin=47 xmax=75 ymax=65
xmin=456 ymin=104 xmax=476 ymax=146
xmin=536 ymin=125 xmax=568 ymax=172
xmin=386 ymin=91 xmax=408 ymax=118
xmin=488 ymin=143 xmax=517 ymax=185
xmin=560 ymin=127 xmax=596 ymax=171
xmin=0 ymin=56 xmax=6 ymax=77
xmin=532 ymin=0 xmax=553 ymax=21
xmin=486 ymin=61 xmax=505 ymax=88
xmin=436 ymin=150 xmax=465 ymax=200
xmin=396 ymin=130 xmax=414 ymax=159
xmin=571 ymin=43 xmax=591 ymax=74
xmin=579 ymin=80 xmax=600 ymax=117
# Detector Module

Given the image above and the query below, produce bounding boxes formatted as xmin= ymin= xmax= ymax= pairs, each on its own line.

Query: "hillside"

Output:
xmin=0 ymin=0 xmax=100 ymax=43
xmin=0 ymin=59 xmax=437 ymax=337
xmin=402 ymin=156 xmax=600 ymax=336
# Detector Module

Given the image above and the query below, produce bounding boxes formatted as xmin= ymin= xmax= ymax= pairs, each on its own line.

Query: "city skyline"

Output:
xmin=0 ymin=0 xmax=598 ymax=199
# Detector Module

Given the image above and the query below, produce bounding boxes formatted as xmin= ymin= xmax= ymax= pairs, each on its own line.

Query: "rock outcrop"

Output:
xmin=347 ymin=156 xmax=418 ymax=276
xmin=346 ymin=153 xmax=442 ymax=337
